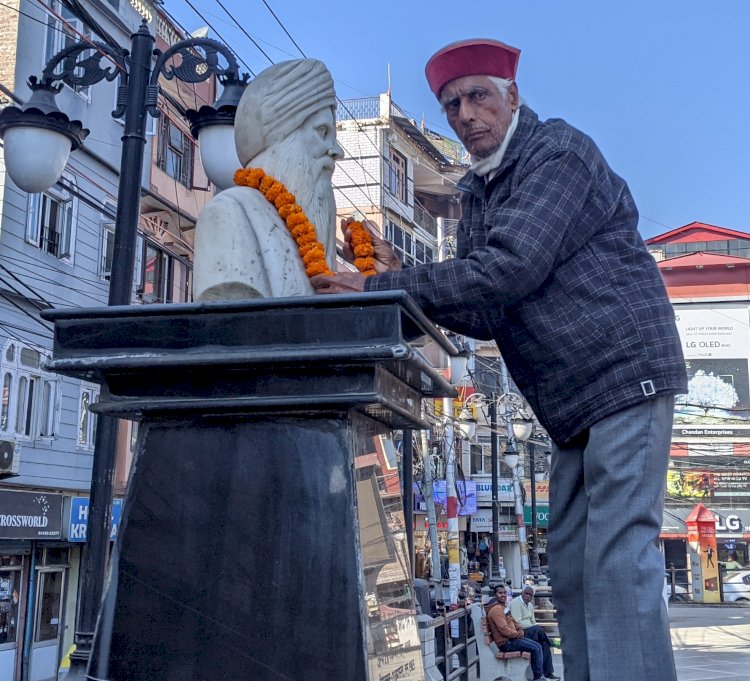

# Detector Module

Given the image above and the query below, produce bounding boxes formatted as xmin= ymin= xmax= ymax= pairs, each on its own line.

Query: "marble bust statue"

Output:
xmin=192 ymin=59 xmax=343 ymax=300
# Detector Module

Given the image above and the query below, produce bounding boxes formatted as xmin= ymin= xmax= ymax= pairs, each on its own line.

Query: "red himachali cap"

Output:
xmin=425 ymin=38 xmax=521 ymax=98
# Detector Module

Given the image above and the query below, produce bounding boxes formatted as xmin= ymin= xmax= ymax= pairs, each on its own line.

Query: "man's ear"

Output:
xmin=509 ymin=82 xmax=519 ymax=111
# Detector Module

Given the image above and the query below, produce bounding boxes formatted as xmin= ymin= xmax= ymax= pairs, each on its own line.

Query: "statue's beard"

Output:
xmin=251 ymin=133 xmax=337 ymax=269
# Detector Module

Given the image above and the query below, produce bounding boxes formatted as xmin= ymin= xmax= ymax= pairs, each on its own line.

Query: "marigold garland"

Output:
xmin=233 ymin=167 xmax=376 ymax=278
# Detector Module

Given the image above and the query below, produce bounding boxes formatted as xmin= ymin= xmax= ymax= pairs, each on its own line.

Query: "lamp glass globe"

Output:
xmin=198 ymin=125 xmax=241 ymax=191
xmin=4 ymin=126 xmax=71 ymax=193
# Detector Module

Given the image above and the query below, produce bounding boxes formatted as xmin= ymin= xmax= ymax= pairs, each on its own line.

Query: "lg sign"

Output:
xmin=716 ymin=515 xmax=745 ymax=533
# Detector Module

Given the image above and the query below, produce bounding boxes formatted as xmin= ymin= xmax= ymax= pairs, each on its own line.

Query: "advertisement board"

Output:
xmin=667 ymin=469 xmax=750 ymax=500
xmin=673 ymin=304 xmax=750 ymax=426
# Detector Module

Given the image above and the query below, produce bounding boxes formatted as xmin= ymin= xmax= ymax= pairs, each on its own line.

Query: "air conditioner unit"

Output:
xmin=0 ymin=440 xmax=20 ymax=477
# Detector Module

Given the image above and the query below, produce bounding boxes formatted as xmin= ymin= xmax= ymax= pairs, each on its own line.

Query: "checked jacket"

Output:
xmin=365 ymin=105 xmax=686 ymax=444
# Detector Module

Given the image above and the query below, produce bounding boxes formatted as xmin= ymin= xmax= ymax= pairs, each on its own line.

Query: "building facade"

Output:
xmin=0 ymin=2 xmax=212 ymax=678
xmin=647 ymin=222 xmax=750 ymax=590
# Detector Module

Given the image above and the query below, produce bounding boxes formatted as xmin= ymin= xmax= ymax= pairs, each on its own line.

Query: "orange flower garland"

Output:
xmin=233 ymin=167 xmax=376 ymax=278
xmin=348 ymin=220 xmax=377 ymax=276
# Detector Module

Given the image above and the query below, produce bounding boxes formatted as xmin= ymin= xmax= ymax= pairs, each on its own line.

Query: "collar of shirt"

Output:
xmin=469 ymin=106 xmax=521 ymax=182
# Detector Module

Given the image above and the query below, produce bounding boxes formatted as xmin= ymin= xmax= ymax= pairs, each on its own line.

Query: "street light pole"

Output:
xmin=0 ymin=22 xmax=247 ymax=680
xmin=489 ymin=392 xmax=500 ymax=582
xmin=67 ymin=26 xmax=154 ymax=679
xmin=528 ymin=441 xmax=542 ymax=576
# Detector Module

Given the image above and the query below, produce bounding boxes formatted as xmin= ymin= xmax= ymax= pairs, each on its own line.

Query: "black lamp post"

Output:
xmin=0 ymin=21 xmax=247 ymax=680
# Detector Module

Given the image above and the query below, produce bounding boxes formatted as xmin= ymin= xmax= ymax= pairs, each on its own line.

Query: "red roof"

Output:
xmin=646 ymin=221 xmax=750 ymax=245
xmin=657 ymin=251 xmax=750 ymax=269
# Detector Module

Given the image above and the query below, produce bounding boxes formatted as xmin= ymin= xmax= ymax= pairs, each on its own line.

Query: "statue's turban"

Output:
xmin=235 ymin=59 xmax=337 ymax=166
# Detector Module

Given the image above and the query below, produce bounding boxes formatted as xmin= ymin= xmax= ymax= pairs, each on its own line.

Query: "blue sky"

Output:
xmin=168 ymin=0 xmax=750 ymax=239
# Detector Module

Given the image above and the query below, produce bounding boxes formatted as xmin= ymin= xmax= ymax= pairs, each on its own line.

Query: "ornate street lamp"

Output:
xmin=0 ymin=22 xmax=248 ymax=680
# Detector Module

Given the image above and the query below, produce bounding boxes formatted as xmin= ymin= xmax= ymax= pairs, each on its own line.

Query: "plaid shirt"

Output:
xmin=366 ymin=105 xmax=686 ymax=444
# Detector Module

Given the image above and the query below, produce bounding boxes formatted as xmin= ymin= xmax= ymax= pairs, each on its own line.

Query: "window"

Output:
xmin=137 ymin=239 xmax=191 ymax=303
xmin=385 ymin=147 xmax=408 ymax=203
xmin=470 ymin=443 xmax=494 ymax=476
xmin=78 ymin=383 xmax=99 ymax=449
xmin=0 ymin=373 xmax=11 ymax=432
xmin=0 ymin=341 xmax=59 ymax=441
xmin=157 ymin=115 xmax=194 ymax=187
xmin=100 ymin=223 xmax=115 ymax=278
xmin=44 ymin=0 xmax=91 ymax=99
xmin=26 ymin=190 xmax=75 ymax=261
xmin=384 ymin=220 xmax=435 ymax=266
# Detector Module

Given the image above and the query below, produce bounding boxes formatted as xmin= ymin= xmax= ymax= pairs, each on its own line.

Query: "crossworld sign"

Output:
xmin=0 ymin=489 xmax=63 ymax=539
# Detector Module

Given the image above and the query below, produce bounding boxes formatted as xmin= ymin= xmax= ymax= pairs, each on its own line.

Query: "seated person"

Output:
xmin=509 ymin=585 xmax=559 ymax=680
xmin=485 ymin=585 xmax=546 ymax=681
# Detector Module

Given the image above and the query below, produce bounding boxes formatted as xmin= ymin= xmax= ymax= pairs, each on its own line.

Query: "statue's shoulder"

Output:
xmin=200 ymin=186 xmax=282 ymax=224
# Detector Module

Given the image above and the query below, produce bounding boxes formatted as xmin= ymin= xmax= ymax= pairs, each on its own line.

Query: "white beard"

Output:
xmin=251 ymin=133 xmax=338 ymax=269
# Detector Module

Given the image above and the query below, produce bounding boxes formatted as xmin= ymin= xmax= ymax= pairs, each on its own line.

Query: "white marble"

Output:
xmin=193 ymin=59 xmax=342 ymax=300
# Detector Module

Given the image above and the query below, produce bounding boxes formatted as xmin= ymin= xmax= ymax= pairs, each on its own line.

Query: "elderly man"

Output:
xmin=313 ymin=38 xmax=685 ymax=681
xmin=193 ymin=59 xmax=343 ymax=300
xmin=486 ymin=585 xmax=546 ymax=681
xmin=510 ymin=586 xmax=558 ymax=680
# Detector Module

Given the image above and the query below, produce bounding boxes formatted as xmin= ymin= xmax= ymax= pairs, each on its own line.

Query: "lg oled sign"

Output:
xmin=672 ymin=303 xmax=750 ymax=427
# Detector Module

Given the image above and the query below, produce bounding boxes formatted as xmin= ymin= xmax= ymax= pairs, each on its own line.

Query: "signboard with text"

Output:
xmin=673 ymin=304 xmax=750 ymax=427
xmin=0 ymin=489 xmax=63 ymax=539
xmin=66 ymin=497 xmax=124 ymax=542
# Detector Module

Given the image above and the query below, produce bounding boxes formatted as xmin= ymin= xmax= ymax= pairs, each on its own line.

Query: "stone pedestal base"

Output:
xmin=45 ymin=293 xmax=454 ymax=680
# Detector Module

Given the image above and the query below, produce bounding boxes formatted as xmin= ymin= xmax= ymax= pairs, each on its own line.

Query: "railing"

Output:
xmin=420 ymin=606 xmax=479 ymax=681
xmin=337 ymin=97 xmax=381 ymax=121
xmin=529 ymin=588 xmax=560 ymax=642
xmin=413 ymin=203 xmax=438 ymax=238
xmin=665 ymin=563 xmax=749 ymax=603
xmin=665 ymin=565 xmax=693 ymax=602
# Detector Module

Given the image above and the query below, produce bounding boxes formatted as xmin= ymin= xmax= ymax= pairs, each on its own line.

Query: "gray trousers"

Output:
xmin=548 ymin=395 xmax=677 ymax=681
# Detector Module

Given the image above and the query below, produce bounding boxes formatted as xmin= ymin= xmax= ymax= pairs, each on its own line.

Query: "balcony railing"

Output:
xmin=337 ymin=97 xmax=380 ymax=121
xmin=414 ymin=203 xmax=438 ymax=238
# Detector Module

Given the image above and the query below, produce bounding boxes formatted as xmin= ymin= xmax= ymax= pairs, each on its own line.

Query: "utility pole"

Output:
xmin=489 ymin=393 xmax=500 ymax=581
xmin=421 ymin=430 xmax=444 ymax=604
xmin=444 ymin=397 xmax=460 ymax=605
xmin=528 ymin=441 xmax=541 ymax=576
xmin=501 ymin=362 xmax=529 ymax=583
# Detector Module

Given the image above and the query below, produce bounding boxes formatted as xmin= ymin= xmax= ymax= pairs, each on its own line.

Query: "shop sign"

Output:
xmin=475 ymin=479 xmax=514 ymax=504
xmin=66 ymin=497 xmax=124 ymax=542
xmin=413 ymin=516 xmax=448 ymax=531
xmin=523 ymin=481 xmax=549 ymax=504
xmin=523 ymin=505 xmax=550 ymax=528
xmin=0 ymin=489 xmax=63 ymax=539
xmin=672 ymin=427 xmax=749 ymax=438
xmin=469 ymin=508 xmax=518 ymax=538
xmin=715 ymin=511 xmax=750 ymax=535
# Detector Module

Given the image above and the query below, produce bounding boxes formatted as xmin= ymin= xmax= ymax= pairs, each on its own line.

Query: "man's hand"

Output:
xmin=341 ymin=217 xmax=402 ymax=274
xmin=311 ymin=271 xmax=366 ymax=294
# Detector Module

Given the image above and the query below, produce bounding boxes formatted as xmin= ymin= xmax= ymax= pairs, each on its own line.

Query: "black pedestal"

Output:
xmin=45 ymin=292 xmax=454 ymax=681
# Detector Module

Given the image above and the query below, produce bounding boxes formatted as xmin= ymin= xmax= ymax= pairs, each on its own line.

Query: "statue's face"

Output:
xmin=298 ymin=107 xmax=344 ymax=176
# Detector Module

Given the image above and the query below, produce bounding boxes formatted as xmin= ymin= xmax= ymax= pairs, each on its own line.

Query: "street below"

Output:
xmin=547 ymin=605 xmax=750 ymax=680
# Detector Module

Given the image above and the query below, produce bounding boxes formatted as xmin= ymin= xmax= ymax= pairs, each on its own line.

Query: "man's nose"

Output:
xmin=458 ymin=99 xmax=476 ymax=124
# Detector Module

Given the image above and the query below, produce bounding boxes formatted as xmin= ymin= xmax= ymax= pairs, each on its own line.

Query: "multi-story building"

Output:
xmin=0 ymin=2 xmax=213 ymax=677
xmin=335 ymin=93 xmax=465 ymax=268
xmin=646 ymin=222 xmax=750 ymax=586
